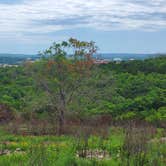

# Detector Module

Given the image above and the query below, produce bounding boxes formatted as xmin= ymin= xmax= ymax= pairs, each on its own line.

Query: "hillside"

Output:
xmin=0 ymin=54 xmax=38 ymax=64
xmin=0 ymin=55 xmax=165 ymax=123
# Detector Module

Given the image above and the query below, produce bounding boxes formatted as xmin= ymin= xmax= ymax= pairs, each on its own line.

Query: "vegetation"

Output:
xmin=0 ymin=126 xmax=165 ymax=166
xmin=30 ymin=38 xmax=97 ymax=134
xmin=0 ymin=39 xmax=165 ymax=165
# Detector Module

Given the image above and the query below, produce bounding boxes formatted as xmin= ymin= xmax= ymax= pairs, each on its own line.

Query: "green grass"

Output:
xmin=0 ymin=127 xmax=165 ymax=166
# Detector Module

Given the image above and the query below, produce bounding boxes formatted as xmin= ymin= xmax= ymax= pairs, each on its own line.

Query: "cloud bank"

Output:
xmin=0 ymin=0 xmax=166 ymax=52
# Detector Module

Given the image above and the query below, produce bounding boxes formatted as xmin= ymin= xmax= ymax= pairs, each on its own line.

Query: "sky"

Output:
xmin=0 ymin=0 xmax=166 ymax=54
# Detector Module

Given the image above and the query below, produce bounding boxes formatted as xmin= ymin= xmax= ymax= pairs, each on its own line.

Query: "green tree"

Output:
xmin=30 ymin=38 xmax=97 ymax=134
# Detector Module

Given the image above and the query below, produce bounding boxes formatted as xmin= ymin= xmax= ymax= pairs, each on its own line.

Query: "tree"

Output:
xmin=31 ymin=38 xmax=97 ymax=134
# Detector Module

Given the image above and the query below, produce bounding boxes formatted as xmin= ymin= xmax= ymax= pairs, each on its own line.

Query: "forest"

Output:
xmin=0 ymin=39 xmax=165 ymax=165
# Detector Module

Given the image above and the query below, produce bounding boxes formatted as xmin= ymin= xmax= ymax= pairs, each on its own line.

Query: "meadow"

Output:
xmin=0 ymin=124 xmax=166 ymax=166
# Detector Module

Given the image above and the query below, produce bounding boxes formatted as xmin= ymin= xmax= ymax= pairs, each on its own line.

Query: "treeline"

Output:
xmin=0 ymin=53 xmax=165 ymax=124
xmin=101 ymin=56 xmax=166 ymax=74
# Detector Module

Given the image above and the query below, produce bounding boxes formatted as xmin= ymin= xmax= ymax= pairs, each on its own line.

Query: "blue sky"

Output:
xmin=0 ymin=0 xmax=166 ymax=54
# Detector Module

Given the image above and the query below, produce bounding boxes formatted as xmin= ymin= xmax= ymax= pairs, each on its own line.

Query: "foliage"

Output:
xmin=0 ymin=54 xmax=166 ymax=123
xmin=0 ymin=126 xmax=165 ymax=166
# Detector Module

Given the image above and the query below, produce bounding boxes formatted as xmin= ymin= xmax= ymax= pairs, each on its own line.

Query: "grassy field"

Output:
xmin=0 ymin=126 xmax=165 ymax=166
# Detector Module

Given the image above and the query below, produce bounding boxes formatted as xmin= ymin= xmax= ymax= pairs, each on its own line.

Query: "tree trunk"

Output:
xmin=57 ymin=88 xmax=66 ymax=135
xmin=58 ymin=108 xmax=65 ymax=135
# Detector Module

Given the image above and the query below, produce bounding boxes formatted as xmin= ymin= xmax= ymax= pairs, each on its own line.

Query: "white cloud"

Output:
xmin=0 ymin=0 xmax=166 ymax=40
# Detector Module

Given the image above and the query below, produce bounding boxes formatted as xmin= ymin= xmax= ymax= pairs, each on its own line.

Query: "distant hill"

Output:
xmin=0 ymin=53 xmax=36 ymax=57
xmin=0 ymin=53 xmax=38 ymax=64
xmin=0 ymin=53 xmax=161 ymax=65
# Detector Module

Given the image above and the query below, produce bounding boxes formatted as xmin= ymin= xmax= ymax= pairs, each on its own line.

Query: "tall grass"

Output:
xmin=0 ymin=122 xmax=165 ymax=166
